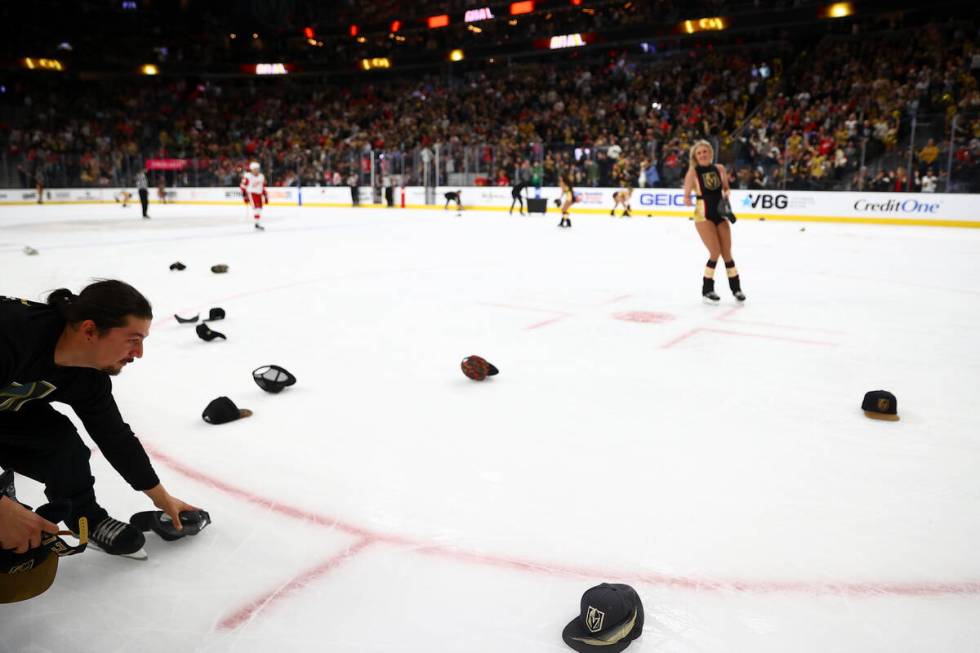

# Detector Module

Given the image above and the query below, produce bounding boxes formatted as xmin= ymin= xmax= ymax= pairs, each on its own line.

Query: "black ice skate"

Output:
xmin=702 ymin=278 xmax=720 ymax=304
xmin=86 ymin=516 xmax=147 ymax=560
xmin=733 ymin=290 xmax=746 ymax=302
xmin=254 ymin=223 xmax=265 ymax=231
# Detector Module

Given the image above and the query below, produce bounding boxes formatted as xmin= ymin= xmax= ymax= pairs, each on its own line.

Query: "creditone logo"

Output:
xmin=853 ymin=198 xmax=940 ymax=213
xmin=638 ymin=192 xmax=685 ymax=207
xmin=741 ymin=193 xmax=789 ymax=209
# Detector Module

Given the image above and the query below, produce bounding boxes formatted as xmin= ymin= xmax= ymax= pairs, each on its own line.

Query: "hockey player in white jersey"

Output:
xmin=240 ymin=162 xmax=269 ymax=231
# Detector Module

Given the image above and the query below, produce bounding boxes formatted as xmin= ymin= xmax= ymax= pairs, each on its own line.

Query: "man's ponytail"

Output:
xmin=46 ymin=280 xmax=151 ymax=332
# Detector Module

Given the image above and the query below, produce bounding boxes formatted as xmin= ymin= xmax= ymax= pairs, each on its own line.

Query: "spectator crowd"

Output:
xmin=3 ymin=18 xmax=978 ymax=193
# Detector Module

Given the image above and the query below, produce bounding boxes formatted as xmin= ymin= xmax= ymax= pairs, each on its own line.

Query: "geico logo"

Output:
xmin=853 ymin=199 xmax=940 ymax=213
xmin=638 ymin=193 xmax=685 ymax=206
xmin=743 ymin=193 xmax=789 ymax=209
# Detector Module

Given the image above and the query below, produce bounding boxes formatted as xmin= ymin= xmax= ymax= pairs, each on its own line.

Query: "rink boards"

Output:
xmin=1 ymin=186 xmax=977 ymax=228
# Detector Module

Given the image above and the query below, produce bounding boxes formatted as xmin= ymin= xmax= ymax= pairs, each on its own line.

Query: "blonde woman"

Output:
xmin=557 ymin=174 xmax=575 ymax=228
xmin=683 ymin=140 xmax=745 ymax=303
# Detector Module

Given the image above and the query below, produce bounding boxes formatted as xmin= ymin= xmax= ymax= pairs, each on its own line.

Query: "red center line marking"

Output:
xmin=662 ymin=327 xmax=837 ymax=349
xmin=477 ymin=302 xmax=573 ymax=330
xmin=143 ymin=443 xmax=980 ymax=629
xmin=716 ymin=306 xmax=846 ymax=334
xmin=218 ymin=537 xmax=375 ymax=631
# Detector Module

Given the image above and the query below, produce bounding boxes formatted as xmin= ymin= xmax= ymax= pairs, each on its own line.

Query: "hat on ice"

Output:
xmin=562 ymin=583 xmax=644 ymax=653
xmin=862 ymin=390 xmax=900 ymax=421
xmin=130 ymin=510 xmax=211 ymax=541
xmin=206 ymin=307 xmax=226 ymax=321
xmin=211 ymin=264 xmax=229 ymax=274
xmin=460 ymin=355 xmax=499 ymax=381
xmin=202 ymin=396 xmax=252 ymax=424
xmin=196 ymin=322 xmax=226 ymax=341
xmin=252 ymin=365 xmax=297 ymax=394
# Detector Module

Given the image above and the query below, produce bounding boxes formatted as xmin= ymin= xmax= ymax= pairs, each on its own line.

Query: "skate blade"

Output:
xmin=702 ymin=296 xmax=720 ymax=305
xmin=89 ymin=541 xmax=149 ymax=561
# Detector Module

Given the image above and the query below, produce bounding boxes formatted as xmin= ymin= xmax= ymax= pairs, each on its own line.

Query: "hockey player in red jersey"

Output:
xmin=240 ymin=161 xmax=269 ymax=231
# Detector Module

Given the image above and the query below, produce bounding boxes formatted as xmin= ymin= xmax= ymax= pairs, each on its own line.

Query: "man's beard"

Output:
xmin=102 ymin=360 xmax=132 ymax=375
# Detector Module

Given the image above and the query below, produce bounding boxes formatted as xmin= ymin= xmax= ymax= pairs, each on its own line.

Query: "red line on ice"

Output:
xmin=217 ymin=537 xmax=375 ymax=630
xmin=144 ymin=445 xmax=980 ymax=617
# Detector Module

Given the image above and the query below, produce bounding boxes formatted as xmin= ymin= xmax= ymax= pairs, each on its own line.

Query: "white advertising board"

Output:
xmin=1 ymin=186 xmax=976 ymax=227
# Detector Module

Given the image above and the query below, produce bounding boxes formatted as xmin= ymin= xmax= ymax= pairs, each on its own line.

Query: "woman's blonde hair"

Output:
xmin=689 ymin=140 xmax=714 ymax=168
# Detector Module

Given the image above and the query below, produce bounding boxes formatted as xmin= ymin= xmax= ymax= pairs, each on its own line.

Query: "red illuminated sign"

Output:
xmin=427 ymin=14 xmax=450 ymax=28
xmin=510 ymin=1 xmax=534 ymax=15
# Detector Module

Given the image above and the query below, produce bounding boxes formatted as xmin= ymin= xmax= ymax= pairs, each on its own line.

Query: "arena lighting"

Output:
xmin=548 ymin=33 xmax=586 ymax=49
xmin=681 ymin=17 xmax=727 ymax=33
xmin=821 ymin=2 xmax=854 ymax=18
xmin=349 ymin=24 xmax=359 ymax=37
xmin=390 ymin=20 xmax=401 ymax=33
xmin=303 ymin=26 xmax=314 ymax=39
xmin=361 ymin=57 xmax=391 ymax=70
xmin=510 ymin=1 xmax=534 ymax=15
xmin=427 ymin=14 xmax=450 ymax=28
xmin=449 ymin=49 xmax=465 ymax=62
xmin=140 ymin=64 xmax=159 ymax=75
xmin=254 ymin=63 xmax=289 ymax=75
xmin=570 ymin=0 xmax=582 ymax=5
xmin=464 ymin=7 xmax=494 ymax=22
xmin=21 ymin=58 xmax=64 ymax=71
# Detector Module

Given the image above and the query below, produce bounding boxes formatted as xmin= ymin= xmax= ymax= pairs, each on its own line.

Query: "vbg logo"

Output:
xmin=638 ymin=192 xmax=685 ymax=207
xmin=741 ymin=193 xmax=788 ymax=209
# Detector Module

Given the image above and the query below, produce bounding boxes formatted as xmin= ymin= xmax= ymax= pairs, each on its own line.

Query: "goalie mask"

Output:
xmin=252 ymin=365 xmax=297 ymax=394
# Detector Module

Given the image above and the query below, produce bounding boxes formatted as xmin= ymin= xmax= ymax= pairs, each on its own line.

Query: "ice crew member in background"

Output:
xmin=611 ymin=187 xmax=633 ymax=217
xmin=444 ymin=189 xmax=462 ymax=212
xmin=136 ymin=169 xmax=149 ymax=218
xmin=510 ymin=180 xmax=528 ymax=216
xmin=683 ymin=140 xmax=745 ymax=303
xmin=240 ymin=161 xmax=269 ymax=231
xmin=0 ymin=281 xmax=200 ymax=558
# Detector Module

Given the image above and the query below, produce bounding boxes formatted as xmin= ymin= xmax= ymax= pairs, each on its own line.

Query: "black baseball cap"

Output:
xmin=252 ymin=365 xmax=297 ymax=393
xmin=562 ymin=583 xmax=644 ymax=653
xmin=202 ymin=396 xmax=252 ymax=424
xmin=196 ymin=322 xmax=226 ymax=341
xmin=206 ymin=307 xmax=225 ymax=321
xmin=130 ymin=510 xmax=211 ymax=541
xmin=862 ymin=390 xmax=900 ymax=421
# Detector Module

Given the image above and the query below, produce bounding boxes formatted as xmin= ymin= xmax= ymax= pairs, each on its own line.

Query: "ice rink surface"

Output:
xmin=1 ymin=201 xmax=979 ymax=652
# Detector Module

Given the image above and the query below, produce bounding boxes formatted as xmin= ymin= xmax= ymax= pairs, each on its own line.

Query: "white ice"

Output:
xmin=1 ymin=201 xmax=979 ymax=653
